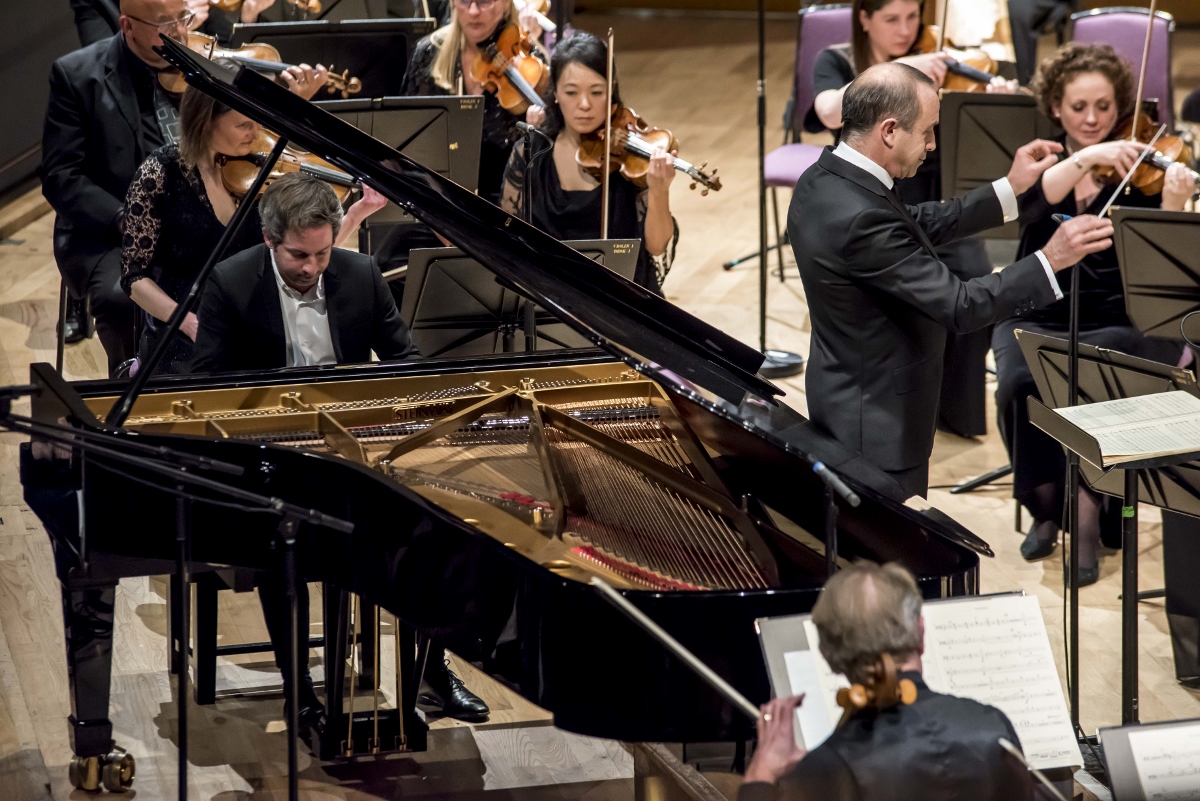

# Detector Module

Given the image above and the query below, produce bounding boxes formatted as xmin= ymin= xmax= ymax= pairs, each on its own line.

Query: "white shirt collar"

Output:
xmin=270 ymin=247 xmax=325 ymax=302
xmin=832 ymin=141 xmax=895 ymax=190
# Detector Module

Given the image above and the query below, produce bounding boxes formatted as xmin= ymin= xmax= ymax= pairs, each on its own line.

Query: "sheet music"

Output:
xmin=1127 ymin=724 xmax=1200 ymax=799
xmin=781 ymin=621 xmax=848 ymax=750
xmin=1055 ymin=391 xmax=1200 ymax=462
xmin=921 ymin=595 xmax=1081 ymax=771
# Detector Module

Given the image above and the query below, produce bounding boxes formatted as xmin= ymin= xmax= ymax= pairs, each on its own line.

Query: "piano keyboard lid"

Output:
xmin=152 ymin=40 xmax=992 ymax=558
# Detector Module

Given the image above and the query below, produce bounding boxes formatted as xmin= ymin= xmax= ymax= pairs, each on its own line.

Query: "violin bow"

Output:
xmin=601 ymin=28 xmax=615 ymax=240
xmin=1131 ymin=0 xmax=1157 ymax=141
xmin=935 ymin=0 xmax=948 ymax=52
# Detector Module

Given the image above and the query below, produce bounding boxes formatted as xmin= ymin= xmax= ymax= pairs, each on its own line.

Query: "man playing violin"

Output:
xmin=806 ymin=0 xmax=1018 ymax=440
xmin=43 ymin=0 xmax=329 ymax=375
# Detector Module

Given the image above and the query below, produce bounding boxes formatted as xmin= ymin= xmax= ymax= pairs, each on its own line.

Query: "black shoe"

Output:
xmin=1020 ymin=522 xmax=1057 ymax=561
xmin=420 ymin=657 xmax=490 ymax=722
xmin=1078 ymin=566 xmax=1100 ymax=588
xmin=284 ymin=674 xmax=326 ymax=736
xmin=62 ymin=296 xmax=88 ymax=344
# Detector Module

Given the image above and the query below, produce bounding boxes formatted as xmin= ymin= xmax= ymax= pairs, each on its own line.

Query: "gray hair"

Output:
xmin=259 ymin=172 xmax=344 ymax=245
xmin=840 ymin=62 xmax=934 ymax=141
xmin=811 ymin=561 xmax=923 ymax=684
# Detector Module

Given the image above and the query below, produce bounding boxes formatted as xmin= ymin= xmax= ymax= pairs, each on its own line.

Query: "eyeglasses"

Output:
xmin=125 ymin=11 xmax=195 ymax=32
xmin=454 ymin=0 xmax=498 ymax=11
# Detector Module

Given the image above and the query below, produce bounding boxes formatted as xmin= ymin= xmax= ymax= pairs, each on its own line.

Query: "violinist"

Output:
xmin=120 ymin=75 xmax=386 ymax=374
xmin=991 ymin=43 xmax=1194 ymax=582
xmin=807 ymin=0 xmax=1017 ymax=438
xmin=739 ymin=562 xmax=1033 ymax=801
xmin=402 ymin=0 xmax=547 ymax=205
xmin=499 ymin=32 xmax=677 ymax=293
xmin=43 ymin=0 xmax=328 ymax=375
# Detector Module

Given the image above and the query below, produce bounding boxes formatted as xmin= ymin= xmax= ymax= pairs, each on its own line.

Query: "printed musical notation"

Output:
xmin=1127 ymin=724 xmax=1200 ymax=800
xmin=921 ymin=595 xmax=1081 ymax=771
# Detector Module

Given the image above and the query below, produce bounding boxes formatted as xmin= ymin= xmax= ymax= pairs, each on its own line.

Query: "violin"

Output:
xmin=209 ymin=0 xmax=322 ymax=17
xmin=159 ymin=32 xmax=361 ymax=98
xmin=834 ymin=653 xmax=918 ymax=728
xmin=1090 ymin=112 xmax=1196 ymax=197
xmin=469 ymin=24 xmax=550 ymax=115
xmin=915 ymin=25 xmax=999 ymax=93
xmin=576 ymin=105 xmax=722 ymax=194
xmin=218 ymin=129 xmax=358 ymax=201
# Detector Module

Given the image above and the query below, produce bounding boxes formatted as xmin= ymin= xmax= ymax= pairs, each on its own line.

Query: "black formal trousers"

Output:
xmin=256 ymin=573 xmax=314 ymax=693
xmin=938 ymin=237 xmax=992 ymax=439
xmin=789 ymin=149 xmax=1058 ymax=493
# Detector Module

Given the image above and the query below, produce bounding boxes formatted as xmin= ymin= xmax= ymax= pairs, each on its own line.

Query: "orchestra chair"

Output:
xmin=722 ymin=3 xmax=851 ymax=275
xmin=1068 ymin=7 xmax=1175 ymax=130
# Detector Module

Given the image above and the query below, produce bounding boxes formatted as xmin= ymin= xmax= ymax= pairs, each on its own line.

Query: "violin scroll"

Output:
xmin=834 ymin=653 xmax=918 ymax=728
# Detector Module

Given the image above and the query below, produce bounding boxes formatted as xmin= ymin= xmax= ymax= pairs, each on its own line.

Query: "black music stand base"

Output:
xmin=760 ymin=350 xmax=805 ymax=379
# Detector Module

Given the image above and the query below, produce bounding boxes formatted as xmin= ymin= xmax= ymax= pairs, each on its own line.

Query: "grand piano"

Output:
xmin=12 ymin=40 xmax=987 ymax=793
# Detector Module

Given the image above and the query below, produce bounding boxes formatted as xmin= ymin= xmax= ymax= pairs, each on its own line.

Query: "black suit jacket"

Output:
xmin=42 ymin=34 xmax=149 ymax=296
xmin=738 ymin=674 xmax=1033 ymax=801
xmin=789 ymin=148 xmax=1058 ymax=473
xmin=192 ymin=244 xmax=419 ymax=374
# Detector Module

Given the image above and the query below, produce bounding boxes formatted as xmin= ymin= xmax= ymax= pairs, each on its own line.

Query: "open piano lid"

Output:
xmin=156 ymin=40 xmax=991 ymax=557
xmin=158 ymin=38 xmax=777 ymax=408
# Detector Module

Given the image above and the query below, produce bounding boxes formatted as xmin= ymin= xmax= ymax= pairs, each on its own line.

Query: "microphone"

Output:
xmin=813 ymin=462 xmax=861 ymax=507
xmin=515 ymin=121 xmax=536 ymax=135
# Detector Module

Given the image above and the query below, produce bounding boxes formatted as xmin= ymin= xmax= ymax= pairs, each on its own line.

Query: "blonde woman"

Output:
xmin=402 ymin=0 xmax=547 ymax=203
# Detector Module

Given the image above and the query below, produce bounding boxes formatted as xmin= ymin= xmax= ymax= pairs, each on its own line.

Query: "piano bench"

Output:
xmin=169 ymin=569 xmax=321 ymax=706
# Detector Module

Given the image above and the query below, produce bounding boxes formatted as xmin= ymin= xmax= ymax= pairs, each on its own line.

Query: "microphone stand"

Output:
xmin=755 ymin=0 xmax=804 ymax=380
xmin=517 ymin=120 xmax=538 ymax=352
xmin=0 ymin=412 xmax=353 ymax=801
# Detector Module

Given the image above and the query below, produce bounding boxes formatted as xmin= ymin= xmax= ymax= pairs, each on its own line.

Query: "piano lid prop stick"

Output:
xmin=590 ymin=577 xmax=760 ymax=721
xmin=1097 ymin=124 xmax=1166 ymax=220
xmin=997 ymin=738 xmax=1068 ymax=801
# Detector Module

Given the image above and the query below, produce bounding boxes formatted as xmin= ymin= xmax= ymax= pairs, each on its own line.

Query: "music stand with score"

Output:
xmin=401 ymin=240 xmax=641 ymax=358
xmin=230 ymin=18 xmax=435 ymax=98
xmin=1112 ymin=206 xmax=1200 ymax=342
xmin=1020 ymin=330 xmax=1200 ymax=727
xmin=939 ymin=93 xmax=1059 ymax=238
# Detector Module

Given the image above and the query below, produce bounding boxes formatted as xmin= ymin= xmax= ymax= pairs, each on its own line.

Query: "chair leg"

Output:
xmin=194 ymin=575 xmax=219 ymax=705
xmin=770 ymin=187 xmax=787 ymax=282
xmin=56 ymin=279 xmax=67 ymax=375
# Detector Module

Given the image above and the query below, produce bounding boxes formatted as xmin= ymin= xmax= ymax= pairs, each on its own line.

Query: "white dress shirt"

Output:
xmin=271 ymin=248 xmax=337 ymax=368
xmin=832 ymin=141 xmax=1062 ymax=300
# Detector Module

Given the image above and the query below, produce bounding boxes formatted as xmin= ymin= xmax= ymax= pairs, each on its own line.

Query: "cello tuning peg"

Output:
xmin=701 ymin=189 xmax=709 ymax=197
xmin=689 ymin=182 xmax=697 ymax=190
xmin=699 ymin=161 xmax=707 ymax=170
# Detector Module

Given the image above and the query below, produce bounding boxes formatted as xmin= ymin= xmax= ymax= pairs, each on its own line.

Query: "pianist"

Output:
xmin=191 ymin=172 xmax=417 ymax=374
xmin=739 ymin=562 xmax=1033 ymax=801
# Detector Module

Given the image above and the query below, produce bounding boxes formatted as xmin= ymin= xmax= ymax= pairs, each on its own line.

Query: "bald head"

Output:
xmin=811 ymin=561 xmax=924 ymax=684
xmin=841 ymin=62 xmax=935 ymax=141
xmin=119 ymin=0 xmax=188 ymax=68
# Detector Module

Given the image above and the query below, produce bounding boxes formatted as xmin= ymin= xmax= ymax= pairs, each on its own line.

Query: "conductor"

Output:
xmin=789 ymin=62 xmax=1116 ymax=497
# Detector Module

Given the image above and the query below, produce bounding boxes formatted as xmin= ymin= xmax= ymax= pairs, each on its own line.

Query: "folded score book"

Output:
xmin=1054 ymin=390 xmax=1200 ymax=468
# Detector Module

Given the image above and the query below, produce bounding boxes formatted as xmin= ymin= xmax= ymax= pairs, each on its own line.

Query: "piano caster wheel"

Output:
xmin=69 ymin=756 xmax=102 ymax=792
xmin=101 ymin=748 xmax=135 ymax=793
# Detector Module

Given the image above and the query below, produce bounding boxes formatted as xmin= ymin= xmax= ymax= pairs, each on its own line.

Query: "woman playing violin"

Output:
xmin=121 ymin=71 xmax=384 ymax=374
xmin=806 ymin=0 xmax=1016 ymax=438
xmin=402 ymin=0 xmax=547 ymax=204
xmin=991 ymin=43 xmax=1194 ymax=581
xmin=499 ymin=32 xmax=677 ymax=293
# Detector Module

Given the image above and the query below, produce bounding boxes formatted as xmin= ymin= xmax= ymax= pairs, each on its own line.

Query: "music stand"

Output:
xmin=1112 ymin=207 xmax=1200 ymax=342
xmin=1100 ymin=717 xmax=1200 ymax=800
xmin=1020 ymin=329 xmax=1200 ymax=726
xmin=402 ymin=240 xmax=641 ymax=358
xmin=939 ymin=93 xmax=1059 ymax=238
xmin=230 ymin=19 xmax=435 ymax=98
xmin=317 ymin=96 xmax=483 ymax=249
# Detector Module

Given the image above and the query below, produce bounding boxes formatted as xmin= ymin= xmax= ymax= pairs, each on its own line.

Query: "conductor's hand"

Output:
xmin=180 ymin=311 xmax=200 ymax=342
xmin=281 ymin=63 xmax=329 ymax=101
xmin=743 ymin=695 xmax=807 ymax=785
xmin=1006 ymin=139 xmax=1064 ymax=195
xmin=1042 ymin=215 xmax=1114 ymax=271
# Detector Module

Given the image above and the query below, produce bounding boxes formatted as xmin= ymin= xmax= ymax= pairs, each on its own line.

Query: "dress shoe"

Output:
xmin=1078 ymin=565 xmax=1100 ymax=588
xmin=1020 ymin=522 xmax=1057 ymax=561
xmin=283 ymin=674 xmax=326 ymax=735
xmin=420 ymin=656 xmax=490 ymax=722
xmin=61 ymin=296 xmax=89 ymax=344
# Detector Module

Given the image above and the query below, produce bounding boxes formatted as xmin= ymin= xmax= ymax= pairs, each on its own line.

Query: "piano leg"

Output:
xmin=61 ymin=580 xmax=135 ymax=792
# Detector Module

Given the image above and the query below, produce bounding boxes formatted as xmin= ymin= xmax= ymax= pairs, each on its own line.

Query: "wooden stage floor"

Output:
xmin=2 ymin=12 xmax=1200 ymax=800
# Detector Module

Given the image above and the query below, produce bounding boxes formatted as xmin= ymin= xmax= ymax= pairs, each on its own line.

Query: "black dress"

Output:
xmin=121 ymin=144 xmax=263 ymax=374
xmin=500 ymin=144 xmax=677 ymax=294
xmin=806 ymin=45 xmax=992 ymax=438
xmin=990 ymin=145 xmax=1183 ymax=527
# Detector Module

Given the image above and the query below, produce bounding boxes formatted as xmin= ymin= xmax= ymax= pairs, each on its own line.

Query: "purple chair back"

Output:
xmin=791 ymin=4 xmax=852 ymax=136
xmin=1069 ymin=8 xmax=1175 ymax=129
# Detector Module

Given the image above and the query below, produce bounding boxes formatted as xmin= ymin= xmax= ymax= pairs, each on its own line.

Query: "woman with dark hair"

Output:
xmin=805 ymin=0 xmax=1017 ymax=438
xmin=498 ymin=31 xmax=677 ymax=293
xmin=991 ymin=43 xmax=1194 ymax=580
xmin=121 ymin=71 xmax=384 ymax=374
